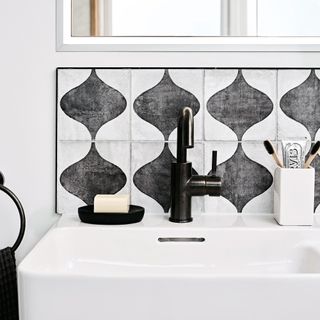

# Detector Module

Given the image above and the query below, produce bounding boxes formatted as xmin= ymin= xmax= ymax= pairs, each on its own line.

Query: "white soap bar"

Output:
xmin=94 ymin=195 xmax=130 ymax=213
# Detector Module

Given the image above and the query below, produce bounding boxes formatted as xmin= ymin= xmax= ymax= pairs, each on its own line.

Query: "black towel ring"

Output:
xmin=0 ymin=171 xmax=26 ymax=252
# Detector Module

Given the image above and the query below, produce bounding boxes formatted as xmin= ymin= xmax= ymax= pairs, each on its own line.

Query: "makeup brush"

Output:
xmin=304 ymin=141 xmax=320 ymax=168
xmin=263 ymin=140 xmax=284 ymax=168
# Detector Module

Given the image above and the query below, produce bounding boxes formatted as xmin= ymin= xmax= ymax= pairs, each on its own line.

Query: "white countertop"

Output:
xmin=55 ymin=213 xmax=320 ymax=230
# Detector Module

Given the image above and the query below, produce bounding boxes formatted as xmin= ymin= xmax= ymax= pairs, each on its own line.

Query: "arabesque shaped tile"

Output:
xmin=278 ymin=69 xmax=312 ymax=140
xmin=132 ymin=69 xmax=200 ymax=141
xmin=205 ymin=69 xmax=238 ymax=141
xmin=95 ymin=69 xmax=131 ymax=140
xmin=57 ymin=141 xmax=129 ymax=213
xmin=131 ymin=142 xmax=204 ymax=213
xmin=168 ymin=69 xmax=204 ymax=141
xmin=204 ymin=141 xmax=273 ymax=213
xmin=60 ymin=69 xmax=127 ymax=140
xmin=279 ymin=69 xmax=320 ymax=141
xmin=205 ymin=69 xmax=274 ymax=141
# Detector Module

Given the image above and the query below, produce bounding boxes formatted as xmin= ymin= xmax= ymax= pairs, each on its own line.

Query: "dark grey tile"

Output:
xmin=132 ymin=69 xmax=200 ymax=141
xmin=204 ymin=141 xmax=274 ymax=213
xmin=60 ymin=69 xmax=127 ymax=140
xmin=206 ymin=69 xmax=274 ymax=141
xmin=131 ymin=142 xmax=204 ymax=213
xmin=280 ymin=69 xmax=320 ymax=140
xmin=57 ymin=141 xmax=129 ymax=213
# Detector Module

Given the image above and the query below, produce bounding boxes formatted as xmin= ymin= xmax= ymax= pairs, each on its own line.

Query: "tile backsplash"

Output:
xmin=56 ymin=68 xmax=320 ymax=214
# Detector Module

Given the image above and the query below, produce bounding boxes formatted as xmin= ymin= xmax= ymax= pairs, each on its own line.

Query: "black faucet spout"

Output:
xmin=170 ymin=107 xmax=222 ymax=223
xmin=177 ymin=107 xmax=194 ymax=163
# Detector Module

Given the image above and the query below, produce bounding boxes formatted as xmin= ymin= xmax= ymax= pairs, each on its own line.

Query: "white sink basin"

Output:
xmin=18 ymin=214 xmax=320 ymax=320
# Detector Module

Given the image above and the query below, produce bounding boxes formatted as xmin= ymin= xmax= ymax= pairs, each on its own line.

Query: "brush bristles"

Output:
xmin=263 ymin=140 xmax=274 ymax=154
xmin=310 ymin=141 xmax=320 ymax=155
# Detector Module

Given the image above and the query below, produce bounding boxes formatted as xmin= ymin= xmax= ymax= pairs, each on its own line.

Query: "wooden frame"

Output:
xmin=90 ymin=0 xmax=100 ymax=36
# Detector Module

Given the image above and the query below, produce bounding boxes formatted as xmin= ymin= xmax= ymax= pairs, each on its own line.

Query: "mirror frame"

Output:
xmin=57 ymin=0 xmax=320 ymax=52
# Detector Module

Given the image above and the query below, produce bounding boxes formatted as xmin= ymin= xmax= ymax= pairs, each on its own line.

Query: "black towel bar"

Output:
xmin=0 ymin=171 xmax=26 ymax=252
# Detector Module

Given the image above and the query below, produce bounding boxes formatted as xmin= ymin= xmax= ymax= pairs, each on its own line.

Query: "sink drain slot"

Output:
xmin=158 ymin=237 xmax=205 ymax=242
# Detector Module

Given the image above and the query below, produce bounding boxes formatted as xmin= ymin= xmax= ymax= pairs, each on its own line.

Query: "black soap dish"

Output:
xmin=78 ymin=205 xmax=145 ymax=225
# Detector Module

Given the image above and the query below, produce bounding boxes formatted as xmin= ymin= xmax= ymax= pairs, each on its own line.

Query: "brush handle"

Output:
xmin=304 ymin=153 xmax=317 ymax=168
xmin=264 ymin=140 xmax=283 ymax=168
xmin=304 ymin=141 xmax=320 ymax=168
xmin=272 ymin=153 xmax=284 ymax=168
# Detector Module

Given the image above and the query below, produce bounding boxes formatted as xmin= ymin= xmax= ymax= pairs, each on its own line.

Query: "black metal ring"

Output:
xmin=0 ymin=172 xmax=26 ymax=252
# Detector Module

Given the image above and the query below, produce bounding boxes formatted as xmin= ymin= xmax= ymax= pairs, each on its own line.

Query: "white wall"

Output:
xmin=1 ymin=0 xmax=320 ymax=262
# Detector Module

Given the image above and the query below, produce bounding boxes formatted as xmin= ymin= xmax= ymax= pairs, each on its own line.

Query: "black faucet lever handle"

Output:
xmin=211 ymin=150 xmax=217 ymax=175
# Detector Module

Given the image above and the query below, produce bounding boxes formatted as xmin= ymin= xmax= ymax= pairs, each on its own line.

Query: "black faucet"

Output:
xmin=170 ymin=107 xmax=222 ymax=223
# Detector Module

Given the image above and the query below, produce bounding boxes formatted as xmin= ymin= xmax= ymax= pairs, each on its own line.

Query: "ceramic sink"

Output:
xmin=18 ymin=214 xmax=320 ymax=320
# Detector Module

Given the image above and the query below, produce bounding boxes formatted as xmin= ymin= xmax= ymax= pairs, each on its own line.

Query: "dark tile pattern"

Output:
xmin=60 ymin=69 xmax=127 ymax=139
xmin=133 ymin=143 xmax=197 ymax=212
xmin=214 ymin=143 xmax=273 ymax=212
xmin=133 ymin=143 xmax=174 ymax=212
xmin=60 ymin=143 xmax=126 ymax=205
xmin=280 ymin=70 xmax=320 ymax=140
xmin=207 ymin=70 xmax=273 ymax=140
xmin=133 ymin=69 xmax=200 ymax=140
xmin=57 ymin=68 xmax=320 ymax=214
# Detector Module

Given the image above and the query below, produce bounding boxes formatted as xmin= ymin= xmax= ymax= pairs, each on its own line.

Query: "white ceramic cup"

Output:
xmin=274 ymin=167 xmax=315 ymax=226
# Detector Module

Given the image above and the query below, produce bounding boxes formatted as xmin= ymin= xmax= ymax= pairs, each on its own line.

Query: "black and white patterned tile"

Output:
xmin=131 ymin=69 xmax=203 ymax=141
xmin=94 ymin=69 xmax=131 ymax=140
xmin=57 ymin=140 xmax=130 ymax=214
xmin=56 ymin=67 xmax=320 ymax=215
xmin=278 ymin=69 xmax=320 ymax=141
xmin=57 ymin=140 xmax=91 ymax=213
xmin=204 ymin=69 xmax=239 ymax=141
xmin=204 ymin=141 xmax=275 ymax=213
xmin=205 ymin=69 xmax=276 ymax=141
xmin=203 ymin=141 xmax=238 ymax=213
xmin=57 ymin=69 xmax=93 ymax=141
xmin=131 ymin=142 xmax=204 ymax=213
xmin=58 ymin=69 xmax=130 ymax=141
xmin=131 ymin=142 xmax=171 ymax=213
xmin=166 ymin=69 xmax=204 ymax=141
xmin=278 ymin=69 xmax=320 ymax=213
